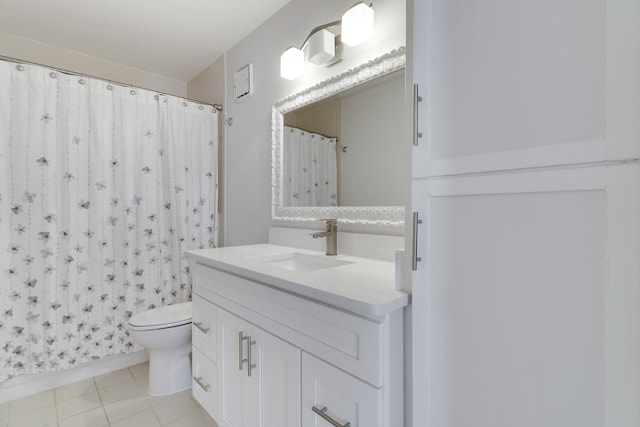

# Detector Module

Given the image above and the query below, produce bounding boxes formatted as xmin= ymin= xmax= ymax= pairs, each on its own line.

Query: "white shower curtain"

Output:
xmin=283 ymin=125 xmax=338 ymax=207
xmin=0 ymin=60 xmax=218 ymax=382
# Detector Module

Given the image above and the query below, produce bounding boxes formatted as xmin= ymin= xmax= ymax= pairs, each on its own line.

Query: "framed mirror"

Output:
xmin=271 ymin=47 xmax=405 ymax=227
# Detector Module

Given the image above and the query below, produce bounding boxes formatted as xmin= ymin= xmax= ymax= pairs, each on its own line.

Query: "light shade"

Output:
xmin=280 ymin=47 xmax=304 ymax=80
xmin=307 ymin=28 xmax=336 ymax=65
xmin=341 ymin=2 xmax=374 ymax=47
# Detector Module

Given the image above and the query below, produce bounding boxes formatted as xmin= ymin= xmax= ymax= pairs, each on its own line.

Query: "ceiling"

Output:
xmin=0 ymin=0 xmax=291 ymax=82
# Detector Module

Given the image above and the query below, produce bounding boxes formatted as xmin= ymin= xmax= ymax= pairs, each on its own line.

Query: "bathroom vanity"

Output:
xmin=186 ymin=244 xmax=409 ymax=427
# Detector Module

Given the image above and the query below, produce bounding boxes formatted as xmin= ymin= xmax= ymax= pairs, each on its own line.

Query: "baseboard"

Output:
xmin=0 ymin=351 xmax=149 ymax=403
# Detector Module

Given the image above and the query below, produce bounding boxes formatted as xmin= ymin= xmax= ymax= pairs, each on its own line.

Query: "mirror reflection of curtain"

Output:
xmin=283 ymin=126 xmax=337 ymax=207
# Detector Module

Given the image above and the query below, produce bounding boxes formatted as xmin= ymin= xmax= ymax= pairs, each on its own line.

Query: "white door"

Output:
xmin=217 ymin=308 xmax=300 ymax=427
xmin=251 ymin=322 xmax=301 ymax=427
xmin=410 ymin=0 xmax=640 ymax=426
xmin=218 ymin=308 xmax=253 ymax=427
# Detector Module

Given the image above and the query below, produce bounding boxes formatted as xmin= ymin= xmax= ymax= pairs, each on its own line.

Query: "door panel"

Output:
xmin=218 ymin=309 xmax=252 ymax=427
xmin=253 ymin=327 xmax=300 ymax=427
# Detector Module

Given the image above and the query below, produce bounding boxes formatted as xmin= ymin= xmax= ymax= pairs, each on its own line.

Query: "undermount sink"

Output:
xmin=249 ymin=252 xmax=353 ymax=272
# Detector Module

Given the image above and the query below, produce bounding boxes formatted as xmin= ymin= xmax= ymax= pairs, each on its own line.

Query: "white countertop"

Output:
xmin=186 ymin=244 xmax=410 ymax=317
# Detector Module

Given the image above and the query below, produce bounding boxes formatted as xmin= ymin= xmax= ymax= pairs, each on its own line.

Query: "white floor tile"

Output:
xmin=128 ymin=362 xmax=149 ymax=379
xmin=164 ymin=410 xmax=218 ymax=427
xmin=55 ymin=378 xmax=97 ymax=402
xmin=58 ymin=407 xmax=108 ymax=427
xmin=110 ymin=408 xmax=161 ymax=427
xmin=9 ymin=390 xmax=55 ymax=415
xmin=133 ymin=374 xmax=149 ymax=394
xmin=103 ymin=396 xmax=150 ymax=423
xmin=150 ymin=391 xmax=199 ymax=425
xmin=0 ymin=402 xmax=8 ymax=425
xmin=5 ymin=368 xmax=215 ymax=427
xmin=98 ymin=379 xmax=146 ymax=405
xmin=56 ymin=391 xmax=102 ymax=420
xmin=95 ymin=368 xmax=134 ymax=390
xmin=8 ymin=404 xmax=57 ymax=427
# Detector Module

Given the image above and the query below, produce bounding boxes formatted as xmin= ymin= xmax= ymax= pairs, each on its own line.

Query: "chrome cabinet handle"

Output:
xmin=192 ymin=376 xmax=210 ymax=392
xmin=193 ymin=322 xmax=209 ymax=334
xmin=312 ymin=406 xmax=350 ymax=427
xmin=247 ymin=336 xmax=256 ymax=377
xmin=413 ymin=83 xmax=423 ymax=146
xmin=239 ymin=331 xmax=248 ymax=370
xmin=412 ymin=211 xmax=423 ymax=271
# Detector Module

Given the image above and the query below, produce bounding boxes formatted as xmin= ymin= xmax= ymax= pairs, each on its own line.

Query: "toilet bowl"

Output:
xmin=128 ymin=302 xmax=192 ymax=396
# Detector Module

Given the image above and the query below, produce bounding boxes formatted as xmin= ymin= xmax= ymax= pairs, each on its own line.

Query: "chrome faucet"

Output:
xmin=311 ymin=219 xmax=338 ymax=256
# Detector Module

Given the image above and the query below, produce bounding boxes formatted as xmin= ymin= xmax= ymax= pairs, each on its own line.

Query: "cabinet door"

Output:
xmin=251 ymin=323 xmax=301 ymax=427
xmin=302 ymin=352 xmax=382 ymax=427
xmin=218 ymin=308 xmax=253 ymax=427
xmin=217 ymin=308 xmax=301 ymax=427
xmin=412 ymin=166 xmax=640 ymax=426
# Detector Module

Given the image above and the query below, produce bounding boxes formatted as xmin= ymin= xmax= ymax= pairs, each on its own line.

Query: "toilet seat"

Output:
xmin=128 ymin=302 xmax=192 ymax=331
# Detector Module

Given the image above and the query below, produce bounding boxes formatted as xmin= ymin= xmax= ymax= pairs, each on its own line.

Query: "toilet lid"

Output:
xmin=128 ymin=302 xmax=192 ymax=330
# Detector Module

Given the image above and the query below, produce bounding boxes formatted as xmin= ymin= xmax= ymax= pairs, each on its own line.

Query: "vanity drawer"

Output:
xmin=192 ymin=295 xmax=217 ymax=361
xmin=192 ymin=347 xmax=217 ymax=419
xmin=193 ymin=263 xmax=385 ymax=387
xmin=302 ymin=352 xmax=382 ymax=427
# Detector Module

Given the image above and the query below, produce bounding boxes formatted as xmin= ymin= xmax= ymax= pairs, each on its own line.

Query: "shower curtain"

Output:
xmin=282 ymin=125 xmax=337 ymax=207
xmin=0 ymin=60 xmax=218 ymax=382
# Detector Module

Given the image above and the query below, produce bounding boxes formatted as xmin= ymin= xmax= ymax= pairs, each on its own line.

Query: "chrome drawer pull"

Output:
xmin=192 ymin=376 xmax=210 ymax=392
xmin=193 ymin=322 xmax=210 ymax=334
xmin=312 ymin=406 xmax=350 ymax=427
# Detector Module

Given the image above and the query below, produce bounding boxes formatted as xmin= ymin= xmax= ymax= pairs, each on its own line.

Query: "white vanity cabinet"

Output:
xmin=188 ymin=246 xmax=407 ymax=427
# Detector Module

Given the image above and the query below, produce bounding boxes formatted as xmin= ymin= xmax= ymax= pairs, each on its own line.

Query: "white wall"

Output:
xmin=222 ymin=0 xmax=406 ymax=246
xmin=0 ymin=32 xmax=186 ymax=96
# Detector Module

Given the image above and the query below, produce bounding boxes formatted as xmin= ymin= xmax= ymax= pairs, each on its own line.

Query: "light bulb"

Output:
xmin=341 ymin=3 xmax=374 ymax=47
xmin=280 ymin=47 xmax=304 ymax=80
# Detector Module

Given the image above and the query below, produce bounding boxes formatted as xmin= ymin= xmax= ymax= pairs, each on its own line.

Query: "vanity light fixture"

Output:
xmin=279 ymin=2 xmax=374 ymax=80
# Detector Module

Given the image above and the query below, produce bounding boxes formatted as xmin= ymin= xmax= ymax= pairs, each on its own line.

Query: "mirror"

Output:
xmin=283 ymin=69 xmax=404 ymax=207
xmin=272 ymin=47 xmax=405 ymax=227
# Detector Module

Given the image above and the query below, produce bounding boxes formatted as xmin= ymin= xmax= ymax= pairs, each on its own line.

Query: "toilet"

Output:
xmin=128 ymin=302 xmax=193 ymax=396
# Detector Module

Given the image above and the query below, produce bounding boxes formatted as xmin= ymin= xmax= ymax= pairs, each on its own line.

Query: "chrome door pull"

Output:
xmin=247 ymin=336 xmax=256 ymax=377
xmin=193 ymin=322 xmax=209 ymax=334
xmin=312 ymin=406 xmax=350 ymax=427
xmin=412 ymin=211 xmax=423 ymax=271
xmin=192 ymin=376 xmax=210 ymax=392
xmin=239 ymin=331 xmax=249 ymax=370
xmin=413 ymin=83 xmax=423 ymax=146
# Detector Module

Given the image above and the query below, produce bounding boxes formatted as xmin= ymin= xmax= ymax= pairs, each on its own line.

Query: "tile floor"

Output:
xmin=0 ymin=362 xmax=218 ymax=427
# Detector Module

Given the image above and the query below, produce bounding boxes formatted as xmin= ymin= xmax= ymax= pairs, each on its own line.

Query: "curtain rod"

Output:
xmin=0 ymin=54 xmax=223 ymax=111
xmin=285 ymin=125 xmax=338 ymax=141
